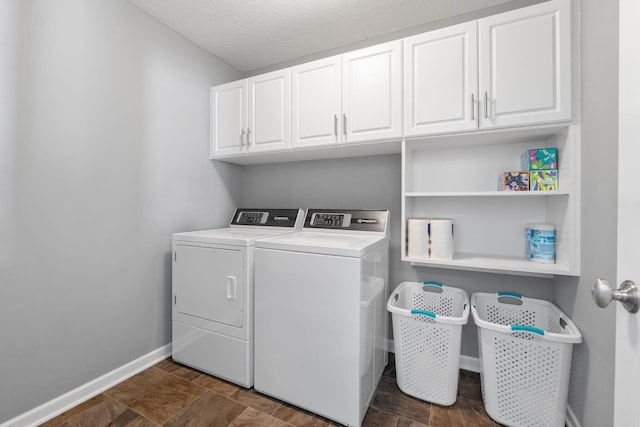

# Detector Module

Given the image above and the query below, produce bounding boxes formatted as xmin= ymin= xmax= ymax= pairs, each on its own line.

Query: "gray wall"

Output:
xmin=240 ymin=0 xmax=558 ymax=360
xmin=554 ymin=0 xmax=619 ymax=426
xmin=242 ymin=3 xmax=619 ymax=426
xmin=240 ymin=155 xmax=554 ymax=358
xmin=1 ymin=0 xmax=620 ymax=425
xmin=0 ymin=0 xmax=243 ymax=422
xmin=239 ymin=0 xmax=557 ymax=365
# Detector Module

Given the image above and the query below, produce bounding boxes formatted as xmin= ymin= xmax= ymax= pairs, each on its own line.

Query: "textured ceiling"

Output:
xmin=126 ymin=0 xmax=522 ymax=73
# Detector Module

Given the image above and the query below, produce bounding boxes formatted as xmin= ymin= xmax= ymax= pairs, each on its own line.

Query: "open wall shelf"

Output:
xmin=401 ymin=124 xmax=580 ymax=277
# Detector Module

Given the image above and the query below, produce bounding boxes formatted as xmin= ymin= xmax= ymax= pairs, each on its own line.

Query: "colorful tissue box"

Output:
xmin=521 ymin=148 xmax=558 ymax=170
xmin=531 ymin=169 xmax=558 ymax=191
xmin=502 ymin=171 xmax=530 ymax=191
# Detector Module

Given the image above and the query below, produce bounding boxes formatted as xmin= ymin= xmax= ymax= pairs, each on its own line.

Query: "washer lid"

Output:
xmin=255 ymin=231 xmax=388 ymax=257
xmin=173 ymin=227 xmax=299 ymax=246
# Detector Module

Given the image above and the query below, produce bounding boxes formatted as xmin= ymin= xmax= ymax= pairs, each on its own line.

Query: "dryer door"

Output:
xmin=174 ymin=244 xmax=243 ymax=328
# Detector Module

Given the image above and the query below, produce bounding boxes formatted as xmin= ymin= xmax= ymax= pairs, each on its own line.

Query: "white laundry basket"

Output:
xmin=387 ymin=281 xmax=469 ymax=406
xmin=471 ymin=292 xmax=582 ymax=427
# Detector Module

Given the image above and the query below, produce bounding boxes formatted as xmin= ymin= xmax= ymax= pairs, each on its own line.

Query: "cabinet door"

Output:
xmin=403 ymin=22 xmax=478 ymax=136
xmin=479 ymin=0 xmax=571 ymax=129
xmin=210 ymin=80 xmax=247 ymax=158
xmin=291 ymin=56 xmax=342 ymax=148
xmin=342 ymin=41 xmax=402 ymax=144
xmin=247 ymin=69 xmax=291 ymax=153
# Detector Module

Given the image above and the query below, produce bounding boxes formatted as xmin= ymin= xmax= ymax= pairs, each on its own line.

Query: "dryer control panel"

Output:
xmin=236 ymin=211 xmax=269 ymax=224
xmin=230 ymin=208 xmax=304 ymax=228
xmin=305 ymin=209 xmax=389 ymax=234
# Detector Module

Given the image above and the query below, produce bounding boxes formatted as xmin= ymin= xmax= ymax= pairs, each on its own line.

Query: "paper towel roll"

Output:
xmin=407 ymin=218 xmax=429 ymax=258
xmin=430 ymin=238 xmax=454 ymax=260
xmin=428 ymin=219 xmax=454 ymax=260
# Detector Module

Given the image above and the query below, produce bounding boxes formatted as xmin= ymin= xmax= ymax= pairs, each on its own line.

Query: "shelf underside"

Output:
xmin=405 ymin=190 xmax=569 ymax=197
xmin=406 ymin=252 xmax=575 ymax=277
xmin=404 ymin=123 xmax=569 ymax=151
xmin=213 ymin=139 xmax=402 ymax=165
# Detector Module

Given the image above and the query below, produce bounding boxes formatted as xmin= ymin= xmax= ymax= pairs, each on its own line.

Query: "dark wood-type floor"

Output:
xmin=41 ymin=355 xmax=502 ymax=426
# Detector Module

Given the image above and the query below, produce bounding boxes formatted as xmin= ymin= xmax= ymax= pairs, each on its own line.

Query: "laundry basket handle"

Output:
xmin=411 ymin=309 xmax=436 ymax=318
xmin=422 ymin=280 xmax=444 ymax=288
xmin=423 ymin=281 xmax=443 ymax=287
xmin=511 ymin=324 xmax=545 ymax=336
xmin=498 ymin=291 xmax=522 ymax=299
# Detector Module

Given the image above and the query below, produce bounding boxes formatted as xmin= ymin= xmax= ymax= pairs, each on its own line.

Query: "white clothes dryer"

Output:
xmin=254 ymin=209 xmax=389 ymax=427
xmin=172 ymin=208 xmax=304 ymax=388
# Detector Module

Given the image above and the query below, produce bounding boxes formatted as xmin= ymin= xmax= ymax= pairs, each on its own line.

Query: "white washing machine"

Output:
xmin=254 ymin=209 xmax=389 ymax=427
xmin=171 ymin=208 xmax=304 ymax=388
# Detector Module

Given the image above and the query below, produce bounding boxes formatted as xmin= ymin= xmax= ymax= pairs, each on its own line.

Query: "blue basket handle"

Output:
xmin=511 ymin=325 xmax=545 ymax=336
xmin=411 ymin=309 xmax=436 ymax=319
xmin=423 ymin=281 xmax=443 ymax=288
xmin=498 ymin=291 xmax=522 ymax=299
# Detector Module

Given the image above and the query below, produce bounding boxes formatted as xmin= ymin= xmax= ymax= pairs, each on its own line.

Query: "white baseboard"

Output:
xmin=2 ymin=344 xmax=172 ymax=427
xmin=387 ymin=339 xmax=482 ymax=374
xmin=3 ymin=344 xmax=578 ymax=427
xmin=389 ymin=342 xmax=580 ymax=426
xmin=459 ymin=355 xmax=481 ymax=373
xmin=455 ymin=355 xmax=579 ymax=427
xmin=566 ymin=405 xmax=581 ymax=427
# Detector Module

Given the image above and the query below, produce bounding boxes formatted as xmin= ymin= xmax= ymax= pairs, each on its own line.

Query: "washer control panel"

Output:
xmin=231 ymin=208 xmax=304 ymax=228
xmin=310 ymin=213 xmax=352 ymax=228
xmin=305 ymin=209 xmax=389 ymax=233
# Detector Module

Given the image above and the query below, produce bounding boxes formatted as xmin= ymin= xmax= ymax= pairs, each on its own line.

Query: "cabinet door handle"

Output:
xmin=484 ymin=91 xmax=489 ymax=118
xmin=471 ymin=94 xmax=475 ymax=120
xmin=342 ymin=114 xmax=347 ymax=137
xmin=247 ymin=128 xmax=252 ymax=146
xmin=334 ymin=114 xmax=338 ymax=136
xmin=240 ymin=129 xmax=246 ymax=146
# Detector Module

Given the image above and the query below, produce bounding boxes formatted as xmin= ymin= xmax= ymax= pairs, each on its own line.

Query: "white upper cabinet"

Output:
xmin=247 ymin=69 xmax=291 ymax=153
xmin=291 ymin=41 xmax=402 ymax=148
xmin=404 ymin=22 xmax=479 ymax=136
xmin=479 ymin=0 xmax=571 ymax=128
xmin=341 ymin=41 xmax=403 ymax=144
xmin=212 ymin=0 xmax=572 ymax=162
xmin=291 ymin=56 xmax=342 ymax=148
xmin=404 ymin=0 xmax=571 ymax=137
xmin=210 ymin=80 xmax=247 ymax=157
xmin=211 ymin=70 xmax=290 ymax=158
